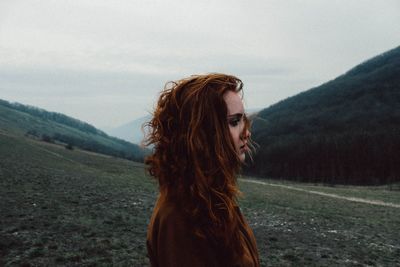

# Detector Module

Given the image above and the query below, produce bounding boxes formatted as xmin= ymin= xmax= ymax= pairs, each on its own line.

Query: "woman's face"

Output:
xmin=223 ymin=90 xmax=250 ymax=162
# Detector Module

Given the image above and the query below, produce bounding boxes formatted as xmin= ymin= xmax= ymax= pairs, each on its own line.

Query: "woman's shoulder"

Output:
xmin=149 ymin=196 xmax=188 ymax=229
xmin=147 ymin=196 xmax=221 ymax=266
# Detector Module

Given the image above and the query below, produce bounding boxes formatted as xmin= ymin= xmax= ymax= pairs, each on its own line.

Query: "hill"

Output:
xmin=0 ymin=99 xmax=147 ymax=162
xmin=102 ymin=115 xmax=151 ymax=144
xmin=247 ymin=45 xmax=400 ymax=184
xmin=1 ymin=132 xmax=399 ymax=266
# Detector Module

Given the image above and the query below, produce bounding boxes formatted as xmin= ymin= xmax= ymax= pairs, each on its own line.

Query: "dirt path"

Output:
xmin=240 ymin=178 xmax=400 ymax=208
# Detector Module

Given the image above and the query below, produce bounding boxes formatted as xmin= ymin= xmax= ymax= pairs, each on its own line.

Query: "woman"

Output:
xmin=145 ymin=73 xmax=260 ymax=267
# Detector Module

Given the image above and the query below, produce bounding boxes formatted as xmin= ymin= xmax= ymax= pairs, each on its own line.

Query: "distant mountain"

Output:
xmin=247 ymin=46 xmax=400 ymax=185
xmin=0 ymin=99 xmax=148 ymax=162
xmin=103 ymin=115 xmax=151 ymax=144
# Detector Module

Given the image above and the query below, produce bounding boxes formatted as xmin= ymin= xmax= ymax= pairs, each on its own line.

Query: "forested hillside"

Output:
xmin=0 ymin=100 xmax=147 ymax=162
xmin=247 ymin=46 xmax=400 ymax=185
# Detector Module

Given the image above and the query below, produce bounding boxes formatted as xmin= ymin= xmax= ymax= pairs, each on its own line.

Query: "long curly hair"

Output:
xmin=144 ymin=73 xmax=251 ymax=260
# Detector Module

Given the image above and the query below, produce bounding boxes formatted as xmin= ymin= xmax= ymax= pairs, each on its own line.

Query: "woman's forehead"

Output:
xmin=223 ymin=91 xmax=244 ymax=115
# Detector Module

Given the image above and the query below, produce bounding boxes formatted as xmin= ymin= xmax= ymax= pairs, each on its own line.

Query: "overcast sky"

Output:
xmin=1 ymin=0 xmax=399 ymax=128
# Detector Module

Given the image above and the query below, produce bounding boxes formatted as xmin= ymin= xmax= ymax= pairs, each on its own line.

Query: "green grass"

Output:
xmin=238 ymin=178 xmax=400 ymax=266
xmin=0 ymin=132 xmax=156 ymax=266
xmin=1 ymin=132 xmax=399 ymax=266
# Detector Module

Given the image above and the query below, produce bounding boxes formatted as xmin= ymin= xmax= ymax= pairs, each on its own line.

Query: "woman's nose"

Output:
xmin=240 ymin=128 xmax=250 ymax=140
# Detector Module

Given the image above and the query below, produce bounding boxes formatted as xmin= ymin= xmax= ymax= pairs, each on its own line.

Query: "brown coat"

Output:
xmin=147 ymin=195 xmax=260 ymax=267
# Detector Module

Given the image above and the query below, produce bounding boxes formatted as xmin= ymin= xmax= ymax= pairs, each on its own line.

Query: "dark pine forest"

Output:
xmin=246 ymin=46 xmax=400 ymax=185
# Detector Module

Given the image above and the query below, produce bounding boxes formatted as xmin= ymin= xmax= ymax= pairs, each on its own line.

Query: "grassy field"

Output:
xmin=238 ymin=179 xmax=400 ymax=266
xmin=1 ymin=132 xmax=399 ymax=266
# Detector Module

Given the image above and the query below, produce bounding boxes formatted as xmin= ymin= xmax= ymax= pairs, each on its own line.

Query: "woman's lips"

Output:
xmin=240 ymin=144 xmax=248 ymax=152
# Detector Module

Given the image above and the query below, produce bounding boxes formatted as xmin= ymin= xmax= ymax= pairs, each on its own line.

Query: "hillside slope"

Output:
xmin=0 ymin=99 xmax=147 ymax=162
xmin=248 ymin=46 xmax=400 ymax=184
xmin=0 ymin=132 xmax=154 ymax=266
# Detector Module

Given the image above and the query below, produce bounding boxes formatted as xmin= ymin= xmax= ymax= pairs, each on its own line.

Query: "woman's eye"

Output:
xmin=229 ymin=118 xmax=240 ymax=127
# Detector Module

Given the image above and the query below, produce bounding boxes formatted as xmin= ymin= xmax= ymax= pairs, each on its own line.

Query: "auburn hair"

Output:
xmin=144 ymin=73 xmax=250 ymax=260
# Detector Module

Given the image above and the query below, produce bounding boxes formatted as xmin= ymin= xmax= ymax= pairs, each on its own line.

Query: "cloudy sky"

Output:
xmin=1 ymin=0 xmax=399 ymax=128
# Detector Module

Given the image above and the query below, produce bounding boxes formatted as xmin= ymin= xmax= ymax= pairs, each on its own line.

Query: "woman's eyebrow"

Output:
xmin=227 ymin=113 xmax=244 ymax=119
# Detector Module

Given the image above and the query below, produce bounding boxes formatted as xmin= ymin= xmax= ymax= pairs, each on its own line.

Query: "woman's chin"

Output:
xmin=239 ymin=153 xmax=246 ymax=163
